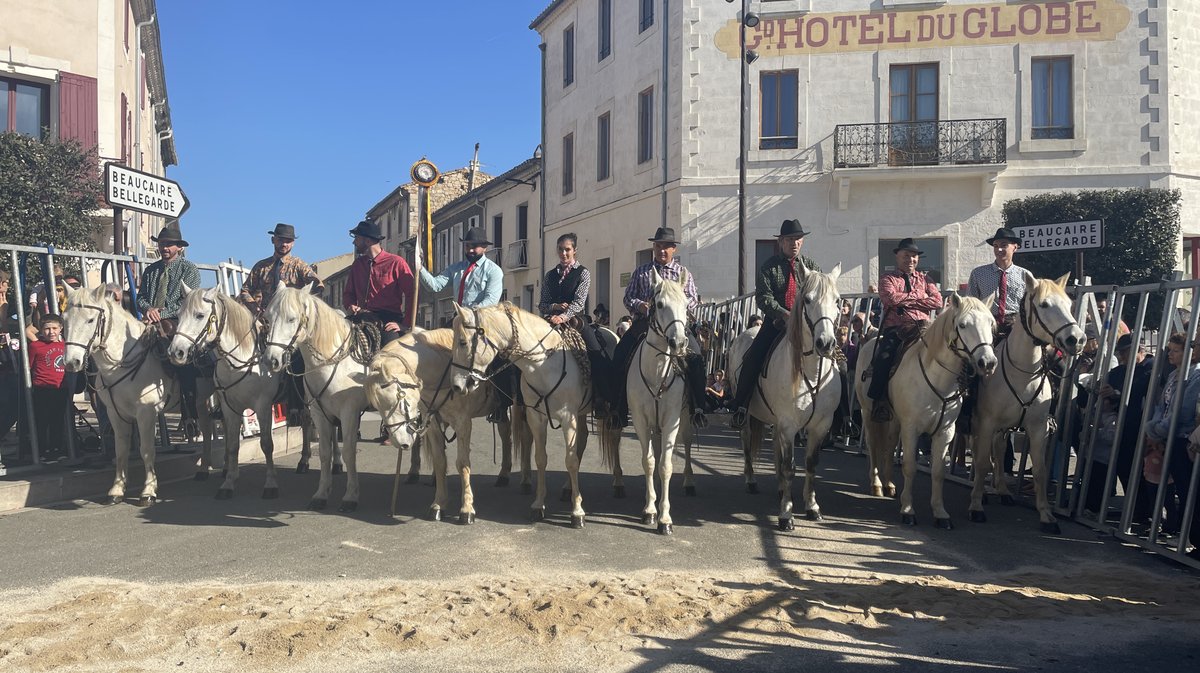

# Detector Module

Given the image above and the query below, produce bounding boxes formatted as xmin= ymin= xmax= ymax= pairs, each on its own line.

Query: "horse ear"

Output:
xmin=90 ymin=285 xmax=106 ymax=302
xmin=1055 ymin=272 xmax=1071 ymax=289
xmin=650 ymin=269 xmax=662 ymax=290
xmin=949 ymin=292 xmax=962 ymax=310
xmin=181 ymin=281 xmax=193 ymax=298
xmin=1023 ymin=270 xmax=1037 ymax=291
xmin=983 ymin=294 xmax=995 ymax=310
xmin=828 ymin=263 xmax=842 ymax=282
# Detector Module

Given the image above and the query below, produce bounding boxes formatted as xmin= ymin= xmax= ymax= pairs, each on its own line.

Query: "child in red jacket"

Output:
xmin=28 ymin=314 xmax=70 ymax=462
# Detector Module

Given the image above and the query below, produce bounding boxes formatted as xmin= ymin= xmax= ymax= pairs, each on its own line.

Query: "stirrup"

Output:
xmin=730 ymin=408 xmax=748 ymax=430
xmin=487 ymin=407 xmax=510 ymax=424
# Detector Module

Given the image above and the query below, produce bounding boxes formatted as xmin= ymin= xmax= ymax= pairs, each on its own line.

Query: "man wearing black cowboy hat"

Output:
xmin=866 ymin=238 xmax=943 ymax=421
xmin=609 ymin=226 xmax=711 ymax=428
xmin=967 ymin=227 xmax=1029 ymax=333
xmin=730 ymin=219 xmax=822 ymax=429
xmin=240 ymin=223 xmax=324 ymax=315
xmin=343 ymin=219 xmax=415 ymax=348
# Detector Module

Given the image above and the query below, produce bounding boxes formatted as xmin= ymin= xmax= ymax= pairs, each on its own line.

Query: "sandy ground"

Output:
xmin=2 ymin=562 xmax=1198 ymax=673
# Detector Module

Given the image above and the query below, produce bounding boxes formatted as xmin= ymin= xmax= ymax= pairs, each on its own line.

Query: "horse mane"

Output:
xmin=476 ymin=302 xmax=564 ymax=350
xmin=788 ymin=267 xmax=839 ymax=378
xmin=927 ymin=295 xmax=991 ymax=348
xmin=66 ymin=287 xmax=144 ymax=338
xmin=274 ymin=287 xmax=347 ymax=359
xmin=1029 ymin=276 xmax=1068 ymax=303
xmin=413 ymin=328 xmax=454 ymax=352
xmin=214 ymin=291 xmax=256 ymax=351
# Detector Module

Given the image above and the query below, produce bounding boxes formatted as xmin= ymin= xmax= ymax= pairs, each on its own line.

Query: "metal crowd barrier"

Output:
xmin=0 ymin=242 xmax=249 ymax=474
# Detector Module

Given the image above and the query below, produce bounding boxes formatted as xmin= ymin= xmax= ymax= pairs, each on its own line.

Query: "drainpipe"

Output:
xmin=132 ymin=12 xmax=156 ymax=258
xmin=539 ymin=41 xmax=548 ymax=280
xmin=661 ymin=0 xmax=670 ymax=232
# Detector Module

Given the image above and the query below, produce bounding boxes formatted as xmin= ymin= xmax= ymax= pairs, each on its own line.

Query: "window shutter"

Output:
xmin=58 ymin=72 xmax=98 ymax=151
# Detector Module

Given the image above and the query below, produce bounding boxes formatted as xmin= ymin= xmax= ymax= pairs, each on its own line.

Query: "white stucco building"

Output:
xmin=531 ymin=0 xmax=1200 ymax=303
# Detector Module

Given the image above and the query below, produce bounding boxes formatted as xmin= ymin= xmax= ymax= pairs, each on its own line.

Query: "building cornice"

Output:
xmin=130 ymin=0 xmax=177 ymax=166
xmin=529 ymin=0 xmax=571 ymax=31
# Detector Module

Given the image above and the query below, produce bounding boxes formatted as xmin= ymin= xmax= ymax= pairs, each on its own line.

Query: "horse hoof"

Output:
xmin=778 ymin=517 xmax=795 ymax=532
xmin=684 ymin=485 xmax=696 ymax=497
xmin=215 ymin=489 xmax=233 ymax=500
xmin=339 ymin=501 xmax=358 ymax=513
xmin=262 ymin=487 xmax=279 ymax=500
xmin=459 ymin=512 xmax=476 ymax=525
xmin=570 ymin=515 xmax=584 ymax=529
xmin=530 ymin=508 xmax=545 ymax=522
xmin=193 ymin=471 xmax=209 ymax=481
xmin=430 ymin=508 xmax=442 ymax=521
xmin=746 ymin=483 xmax=759 ymax=494
xmin=104 ymin=496 xmax=122 ymax=506
xmin=1041 ymin=521 xmax=1062 ymax=535
xmin=935 ymin=517 xmax=954 ymax=530
xmin=642 ymin=513 xmax=657 ymax=527
xmin=1000 ymin=494 xmax=1016 ymax=506
xmin=614 ymin=485 xmax=626 ymax=499
xmin=136 ymin=496 xmax=156 ymax=507
xmin=295 ymin=462 xmax=309 ymax=475
xmin=658 ymin=523 xmax=673 ymax=536
xmin=494 ymin=475 xmax=509 ymax=487
xmin=309 ymin=498 xmax=327 ymax=511
xmin=969 ymin=510 xmax=987 ymax=523
xmin=805 ymin=509 xmax=822 ymax=522
xmin=871 ymin=487 xmax=883 ymax=498
xmin=901 ymin=513 xmax=917 ymax=526
xmin=331 ymin=464 xmax=343 ymax=476
xmin=520 ymin=484 xmax=533 ymax=495
xmin=405 ymin=472 xmax=420 ymax=485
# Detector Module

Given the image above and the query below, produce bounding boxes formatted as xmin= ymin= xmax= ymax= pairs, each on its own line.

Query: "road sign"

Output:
xmin=1013 ymin=219 xmax=1104 ymax=253
xmin=104 ymin=163 xmax=190 ymax=219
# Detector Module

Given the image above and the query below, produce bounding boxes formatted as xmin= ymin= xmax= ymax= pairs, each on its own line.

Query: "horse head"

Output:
xmin=648 ymin=270 xmax=689 ymax=355
xmin=366 ymin=350 xmax=424 ymax=451
xmin=261 ymin=287 xmax=310 ymax=373
xmin=790 ymin=262 xmax=843 ymax=359
xmin=169 ymin=284 xmax=220 ymax=365
xmin=944 ymin=293 xmax=998 ymax=376
xmin=61 ymin=284 xmax=111 ymax=372
xmin=449 ymin=302 xmax=500 ymax=394
xmin=1022 ymin=271 xmax=1084 ymax=356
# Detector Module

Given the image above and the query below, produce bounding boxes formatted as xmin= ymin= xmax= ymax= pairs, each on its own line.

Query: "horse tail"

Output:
xmin=598 ymin=414 xmax=621 ymax=471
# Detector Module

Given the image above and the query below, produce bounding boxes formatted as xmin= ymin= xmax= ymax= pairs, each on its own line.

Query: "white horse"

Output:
xmin=856 ymin=294 xmax=998 ymax=528
xmin=261 ymin=288 xmax=371 ymax=512
xmin=450 ymin=302 xmax=616 ymax=527
xmin=366 ymin=329 xmax=523 ymax=523
xmin=168 ymin=286 xmax=286 ymax=499
xmin=968 ymin=273 xmax=1083 ymax=533
xmin=727 ymin=263 xmax=844 ymax=531
xmin=61 ymin=285 xmax=215 ymax=506
xmin=617 ymin=270 xmax=695 ymax=534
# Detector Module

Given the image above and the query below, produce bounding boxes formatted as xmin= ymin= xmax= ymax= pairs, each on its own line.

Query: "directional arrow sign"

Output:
xmin=104 ymin=163 xmax=190 ymax=219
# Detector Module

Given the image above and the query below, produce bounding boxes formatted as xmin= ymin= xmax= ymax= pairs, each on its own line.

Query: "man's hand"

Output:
xmin=1098 ymin=382 xmax=1116 ymax=401
xmin=383 ymin=321 xmax=401 ymax=333
xmin=555 ymin=302 xmax=569 ymax=311
xmin=144 ymin=308 xmax=162 ymax=323
xmin=549 ymin=315 xmax=566 ymax=325
xmin=348 ymin=304 xmax=361 ymax=315
xmin=636 ymin=300 xmax=650 ymax=316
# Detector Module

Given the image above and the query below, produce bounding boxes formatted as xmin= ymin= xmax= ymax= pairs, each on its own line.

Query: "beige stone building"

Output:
xmin=0 ymin=0 xmax=177 ymax=256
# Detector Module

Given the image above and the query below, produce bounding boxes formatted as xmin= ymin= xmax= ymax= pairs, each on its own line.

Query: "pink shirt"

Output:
xmin=879 ymin=269 xmax=942 ymax=330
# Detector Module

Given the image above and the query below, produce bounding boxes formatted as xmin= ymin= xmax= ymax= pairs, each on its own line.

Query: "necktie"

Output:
xmin=458 ymin=262 xmax=477 ymax=304
xmin=783 ymin=263 xmax=797 ymax=310
xmin=152 ymin=262 xmax=171 ymax=308
xmin=997 ymin=270 xmax=1008 ymax=319
xmin=904 ymin=274 xmax=912 ymax=293
xmin=269 ymin=258 xmax=283 ymax=292
xmin=560 ymin=264 xmax=570 ymax=282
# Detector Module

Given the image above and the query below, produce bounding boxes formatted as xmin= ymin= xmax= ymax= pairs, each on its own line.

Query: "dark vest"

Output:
xmin=544 ymin=265 xmax=586 ymax=312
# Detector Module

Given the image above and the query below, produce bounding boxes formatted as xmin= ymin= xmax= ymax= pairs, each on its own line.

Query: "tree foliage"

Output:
xmin=1002 ymin=188 xmax=1181 ymax=326
xmin=0 ymin=131 xmax=104 ymax=252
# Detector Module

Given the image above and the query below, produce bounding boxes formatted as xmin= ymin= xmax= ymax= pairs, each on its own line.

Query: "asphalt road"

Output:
xmin=1 ymin=414 xmax=1197 ymax=672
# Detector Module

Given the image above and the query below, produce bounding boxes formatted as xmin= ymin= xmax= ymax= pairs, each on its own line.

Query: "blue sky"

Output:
xmin=158 ymin=1 xmax=548 ymax=266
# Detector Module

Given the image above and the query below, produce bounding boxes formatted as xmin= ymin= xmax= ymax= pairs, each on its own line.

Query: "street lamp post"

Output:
xmin=733 ymin=0 xmax=759 ymax=296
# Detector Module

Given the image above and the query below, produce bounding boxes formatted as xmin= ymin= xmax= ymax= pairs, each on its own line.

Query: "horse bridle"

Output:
xmin=454 ymin=304 xmax=556 ymax=385
xmin=263 ymin=304 xmax=310 ymax=361
xmin=374 ymin=359 xmax=428 ymax=439
xmin=1019 ymin=289 xmax=1078 ymax=349
xmin=64 ymin=303 xmax=110 ymax=355
xmin=170 ymin=294 xmax=224 ymax=364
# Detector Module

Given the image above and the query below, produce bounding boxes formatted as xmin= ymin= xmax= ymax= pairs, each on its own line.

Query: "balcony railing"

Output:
xmin=505 ymin=239 xmax=529 ymax=270
xmin=485 ymin=247 xmax=502 ymax=267
xmin=834 ymin=118 xmax=1006 ymax=169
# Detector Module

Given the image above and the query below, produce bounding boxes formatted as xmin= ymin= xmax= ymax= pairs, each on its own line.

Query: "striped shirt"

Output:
xmin=623 ymin=259 xmax=699 ymax=316
xmin=137 ymin=257 xmax=201 ymax=320
xmin=967 ymin=262 xmax=1028 ymax=319
xmin=539 ymin=262 xmax=591 ymax=320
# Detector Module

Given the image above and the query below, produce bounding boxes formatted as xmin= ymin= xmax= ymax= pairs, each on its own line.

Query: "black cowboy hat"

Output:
xmin=151 ymin=222 xmax=189 ymax=247
xmin=348 ymin=219 xmax=383 ymax=241
xmin=892 ymin=238 xmax=923 ymax=255
xmin=985 ymin=227 xmax=1022 ymax=247
xmin=777 ymin=219 xmax=810 ymax=238
xmin=461 ymin=227 xmax=492 ymax=246
xmin=648 ymin=227 xmax=679 ymax=244
xmin=269 ymin=223 xmax=297 ymax=240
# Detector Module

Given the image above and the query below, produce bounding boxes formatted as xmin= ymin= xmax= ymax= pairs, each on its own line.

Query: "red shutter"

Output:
xmin=120 ymin=93 xmax=128 ymax=162
xmin=58 ymin=72 xmax=98 ymax=151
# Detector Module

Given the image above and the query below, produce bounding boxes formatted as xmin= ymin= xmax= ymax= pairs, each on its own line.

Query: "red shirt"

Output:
xmin=879 ymin=269 xmax=942 ymax=330
xmin=28 ymin=339 xmax=66 ymax=388
xmin=342 ymin=250 xmax=415 ymax=318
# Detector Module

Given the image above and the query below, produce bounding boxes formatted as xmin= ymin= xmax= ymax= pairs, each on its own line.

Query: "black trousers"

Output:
xmin=610 ymin=317 xmax=708 ymax=420
xmin=867 ymin=328 xmax=904 ymax=402
xmin=32 ymin=385 xmax=71 ymax=457
xmin=730 ymin=319 xmax=783 ymax=412
xmin=1163 ymin=436 xmax=1200 ymax=545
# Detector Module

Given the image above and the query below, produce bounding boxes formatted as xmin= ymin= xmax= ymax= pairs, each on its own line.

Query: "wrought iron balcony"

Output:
xmin=505 ymin=239 xmax=529 ymax=270
xmin=834 ymin=118 xmax=1006 ymax=169
xmin=485 ymin=247 xmax=502 ymax=267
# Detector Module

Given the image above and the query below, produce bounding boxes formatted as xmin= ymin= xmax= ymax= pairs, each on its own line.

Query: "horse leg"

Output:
xmin=426 ymin=425 xmax=449 ymax=521
xmin=197 ymin=404 xmax=215 ymax=478
xmin=879 ymin=420 xmax=900 ymax=498
xmin=861 ymin=414 xmax=885 ymax=497
xmin=680 ymin=418 xmax=695 ymax=497
xmin=562 ymin=415 xmax=585 ymax=528
xmin=1027 ymin=421 xmax=1061 ymax=534
xmin=742 ymin=419 xmax=761 ymax=494
xmin=529 ymin=416 xmax=550 ymax=521
xmin=968 ymin=421 xmax=997 ymax=522
xmin=332 ymin=431 xmax=345 ymax=475
xmin=257 ymin=399 xmax=279 ymax=499
xmin=775 ymin=422 xmax=796 ymax=531
xmin=992 ymin=431 xmax=1015 ymax=504
xmin=657 ymin=413 xmax=681 ymax=535
xmin=296 ymin=411 xmax=313 ymax=474
xmin=635 ymin=414 xmax=658 ymax=527
xmin=338 ymin=412 xmax=361 ymax=512
xmin=216 ymin=407 xmax=241 ymax=499
xmin=135 ymin=407 xmax=160 ymax=506
xmin=495 ymin=418 xmax=513 ymax=487
xmin=898 ymin=425 xmax=920 ymax=525
xmin=455 ymin=421 xmax=476 ymax=524
xmin=514 ymin=405 xmax=534 ymax=494
xmin=803 ymin=421 xmax=832 ymax=522
xmin=106 ymin=417 xmax=134 ymax=504
xmin=309 ymin=413 xmax=335 ymax=510
xmin=560 ymin=414 xmax=589 ymax=502
xmin=406 ymin=432 xmax=421 ymax=484
xmin=606 ymin=418 xmax=626 ymax=498
xmin=929 ymin=429 xmax=954 ymax=529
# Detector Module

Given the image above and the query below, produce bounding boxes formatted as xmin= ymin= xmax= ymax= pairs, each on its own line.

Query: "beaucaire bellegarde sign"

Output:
xmin=1014 ymin=220 xmax=1105 ymax=253
xmin=715 ymin=0 xmax=1130 ymax=57
xmin=104 ymin=163 xmax=190 ymax=219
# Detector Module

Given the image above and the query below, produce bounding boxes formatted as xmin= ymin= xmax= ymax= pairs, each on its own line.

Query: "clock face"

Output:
xmin=412 ymin=161 xmax=438 ymax=185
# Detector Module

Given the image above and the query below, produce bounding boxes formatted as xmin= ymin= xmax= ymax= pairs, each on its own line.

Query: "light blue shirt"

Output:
xmin=419 ymin=254 xmax=503 ymax=308
xmin=1146 ymin=363 xmax=1200 ymax=442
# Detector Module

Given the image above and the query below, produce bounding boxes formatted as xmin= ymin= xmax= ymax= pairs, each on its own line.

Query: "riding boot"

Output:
xmin=729 ymin=321 xmax=780 ymax=430
xmin=178 ymin=364 xmax=200 ymax=438
xmin=486 ymin=361 xmax=513 ymax=424
xmin=686 ymin=354 xmax=712 ymax=428
xmin=588 ymin=350 xmax=611 ymax=416
xmin=868 ymin=337 xmax=896 ymax=422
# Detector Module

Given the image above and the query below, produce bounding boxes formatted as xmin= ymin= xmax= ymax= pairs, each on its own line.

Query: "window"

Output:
xmin=562 ymin=132 xmax=575 ymax=195
xmin=877 ymin=238 xmax=946 ymax=288
xmin=492 ymin=214 xmax=503 ymax=252
xmin=597 ymin=112 xmax=611 ymax=181
xmin=889 ymin=63 xmax=939 ymax=164
xmin=451 ymin=223 xmax=463 ymax=264
xmin=1032 ymin=56 xmax=1073 ymax=140
xmin=563 ymin=25 xmax=575 ymax=87
xmin=637 ymin=87 xmax=654 ymax=164
xmin=760 ymin=70 xmax=798 ymax=150
xmin=595 ymin=258 xmax=611 ymax=314
xmin=1 ymin=77 xmax=50 ymax=139
xmin=598 ymin=0 xmax=612 ymax=61
xmin=639 ymin=0 xmax=654 ymax=32
xmin=517 ymin=203 xmax=529 ymax=240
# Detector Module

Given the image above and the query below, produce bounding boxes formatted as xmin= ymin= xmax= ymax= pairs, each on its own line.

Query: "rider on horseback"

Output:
xmin=344 ymin=219 xmax=415 ymax=348
xmin=609 ymin=226 xmax=712 ymax=428
xmin=729 ymin=218 xmax=821 ymax=430
xmin=967 ymin=227 xmax=1028 ymax=339
xmin=867 ymin=238 xmax=943 ymax=422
